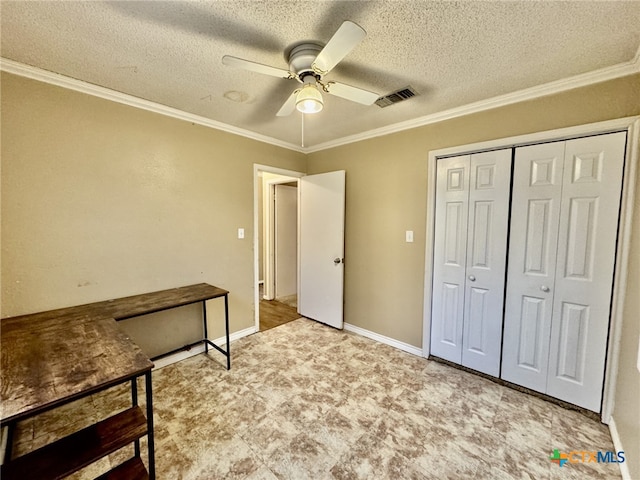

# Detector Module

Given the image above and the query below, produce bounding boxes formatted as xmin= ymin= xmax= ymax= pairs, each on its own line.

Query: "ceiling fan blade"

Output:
xmin=276 ymin=91 xmax=298 ymax=117
xmin=312 ymin=21 xmax=366 ymax=75
xmin=324 ymin=81 xmax=379 ymax=105
xmin=222 ymin=55 xmax=293 ymax=79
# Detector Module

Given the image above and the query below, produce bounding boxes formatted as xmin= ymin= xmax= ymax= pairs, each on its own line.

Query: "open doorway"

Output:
xmin=254 ymin=165 xmax=304 ymax=332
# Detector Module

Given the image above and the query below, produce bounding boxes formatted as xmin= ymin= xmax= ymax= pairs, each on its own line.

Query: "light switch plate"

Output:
xmin=406 ymin=230 xmax=414 ymax=243
xmin=238 ymin=228 xmax=245 ymax=239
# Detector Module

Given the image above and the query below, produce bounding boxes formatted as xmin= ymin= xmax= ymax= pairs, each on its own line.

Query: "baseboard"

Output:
xmin=608 ymin=416 xmax=632 ymax=480
xmin=227 ymin=325 xmax=258 ymax=343
xmin=344 ymin=323 xmax=423 ymax=357
xmin=152 ymin=325 xmax=257 ymax=369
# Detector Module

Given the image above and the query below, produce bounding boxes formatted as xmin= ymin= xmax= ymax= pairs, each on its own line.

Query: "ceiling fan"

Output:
xmin=222 ymin=21 xmax=379 ymax=116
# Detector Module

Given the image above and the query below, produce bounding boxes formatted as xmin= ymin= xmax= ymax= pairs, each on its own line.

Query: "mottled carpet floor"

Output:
xmin=12 ymin=318 xmax=620 ymax=479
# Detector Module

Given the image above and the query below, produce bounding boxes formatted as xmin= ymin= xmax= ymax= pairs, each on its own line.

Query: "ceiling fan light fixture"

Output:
xmin=296 ymin=84 xmax=323 ymax=114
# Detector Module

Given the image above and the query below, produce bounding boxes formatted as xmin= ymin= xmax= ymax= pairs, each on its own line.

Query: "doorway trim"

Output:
xmin=254 ymin=164 xmax=304 ymax=332
xmin=422 ymin=116 xmax=640 ymax=423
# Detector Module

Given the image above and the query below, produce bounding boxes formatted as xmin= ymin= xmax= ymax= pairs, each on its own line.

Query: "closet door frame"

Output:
xmin=422 ymin=116 xmax=640 ymax=423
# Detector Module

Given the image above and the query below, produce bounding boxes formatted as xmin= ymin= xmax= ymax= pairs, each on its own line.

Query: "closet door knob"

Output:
xmin=540 ymin=285 xmax=550 ymax=292
xmin=468 ymin=275 xmax=476 ymax=282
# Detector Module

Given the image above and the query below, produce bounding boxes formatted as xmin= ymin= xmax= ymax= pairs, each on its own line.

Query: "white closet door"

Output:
xmin=501 ymin=142 xmax=566 ymax=392
xmin=431 ymin=150 xmax=511 ymax=373
xmin=546 ymin=132 xmax=626 ymax=411
xmin=461 ymin=149 xmax=512 ymax=376
xmin=430 ymin=155 xmax=470 ymax=364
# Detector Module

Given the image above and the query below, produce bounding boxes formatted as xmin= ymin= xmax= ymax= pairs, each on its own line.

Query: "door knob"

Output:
xmin=540 ymin=285 xmax=550 ymax=292
xmin=334 ymin=258 xmax=342 ymax=265
xmin=468 ymin=275 xmax=476 ymax=282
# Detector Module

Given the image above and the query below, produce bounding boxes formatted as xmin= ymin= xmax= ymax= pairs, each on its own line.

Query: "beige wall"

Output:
xmin=0 ymin=72 xmax=306 ymax=356
xmin=307 ymin=72 xmax=640 ymax=476
xmin=613 ymin=146 xmax=640 ymax=480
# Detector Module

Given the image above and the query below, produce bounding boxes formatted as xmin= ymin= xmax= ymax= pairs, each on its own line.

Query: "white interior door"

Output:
xmin=546 ymin=132 xmax=626 ymax=411
xmin=502 ymin=141 xmax=566 ymax=392
xmin=461 ymin=149 xmax=512 ymax=376
xmin=298 ymin=170 xmax=345 ymax=329
xmin=430 ymin=155 xmax=470 ymax=363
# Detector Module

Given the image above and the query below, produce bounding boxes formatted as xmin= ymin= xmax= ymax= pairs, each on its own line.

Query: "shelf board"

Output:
xmin=1 ymin=407 xmax=148 ymax=480
xmin=95 ymin=456 xmax=149 ymax=480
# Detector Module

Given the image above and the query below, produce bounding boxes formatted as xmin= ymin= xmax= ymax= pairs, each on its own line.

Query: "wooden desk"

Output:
xmin=0 ymin=313 xmax=155 ymax=479
xmin=107 ymin=283 xmax=231 ymax=368
xmin=0 ymin=283 xmax=231 ymax=479
xmin=0 ymin=312 xmax=152 ymax=425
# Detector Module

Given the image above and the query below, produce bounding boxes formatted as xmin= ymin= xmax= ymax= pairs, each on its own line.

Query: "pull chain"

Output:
xmin=301 ymin=112 xmax=305 ymax=148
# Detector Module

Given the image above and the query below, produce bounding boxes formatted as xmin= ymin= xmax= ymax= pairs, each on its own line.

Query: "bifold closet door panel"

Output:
xmin=461 ymin=150 xmax=512 ymax=377
xmin=546 ymin=132 xmax=626 ymax=411
xmin=501 ymin=142 xmax=566 ymax=393
xmin=431 ymin=150 xmax=511 ymax=374
xmin=430 ymin=155 xmax=470 ymax=364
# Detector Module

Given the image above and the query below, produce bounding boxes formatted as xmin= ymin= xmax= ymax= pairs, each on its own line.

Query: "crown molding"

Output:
xmin=2 ymin=52 xmax=638 ymax=155
xmin=305 ymin=52 xmax=640 ymax=153
xmin=0 ymin=58 xmax=305 ymax=153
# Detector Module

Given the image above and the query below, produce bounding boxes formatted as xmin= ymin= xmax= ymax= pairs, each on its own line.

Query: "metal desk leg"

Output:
xmin=200 ymin=294 xmax=230 ymax=369
xmin=202 ymin=300 xmax=209 ymax=355
xmin=131 ymin=379 xmax=140 ymax=458
xmin=145 ymin=371 xmax=155 ymax=480
xmin=224 ymin=294 xmax=230 ymax=370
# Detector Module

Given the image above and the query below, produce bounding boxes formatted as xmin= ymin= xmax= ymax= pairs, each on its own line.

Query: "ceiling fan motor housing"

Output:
xmin=287 ymin=42 xmax=324 ymax=78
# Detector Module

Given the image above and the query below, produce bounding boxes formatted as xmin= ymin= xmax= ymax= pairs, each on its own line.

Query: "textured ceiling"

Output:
xmin=2 ymin=1 xmax=639 ymax=150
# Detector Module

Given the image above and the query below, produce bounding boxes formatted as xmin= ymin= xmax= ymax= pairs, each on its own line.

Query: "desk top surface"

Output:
xmin=0 ymin=283 xmax=228 ymax=424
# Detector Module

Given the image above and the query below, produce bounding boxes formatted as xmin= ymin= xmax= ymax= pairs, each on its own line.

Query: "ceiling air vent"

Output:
xmin=375 ymin=86 xmax=418 ymax=108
